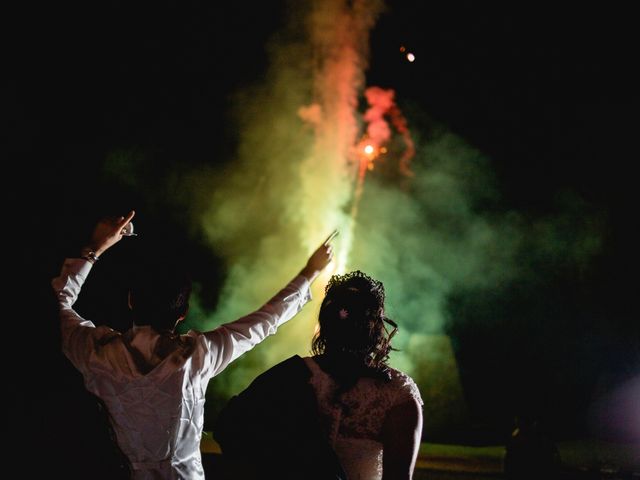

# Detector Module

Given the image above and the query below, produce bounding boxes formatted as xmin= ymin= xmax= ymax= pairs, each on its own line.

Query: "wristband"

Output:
xmin=80 ymin=247 xmax=100 ymax=264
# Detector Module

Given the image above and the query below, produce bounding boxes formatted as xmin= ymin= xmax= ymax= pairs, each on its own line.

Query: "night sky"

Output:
xmin=9 ymin=1 xmax=639 ymax=476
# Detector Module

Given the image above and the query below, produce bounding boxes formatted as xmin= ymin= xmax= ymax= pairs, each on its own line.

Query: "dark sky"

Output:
xmin=372 ymin=3 xmax=637 ymax=205
xmin=13 ymin=2 xmax=637 ymax=217
xmin=9 ymin=1 xmax=639 ymax=475
xmin=13 ymin=1 xmax=638 ymax=257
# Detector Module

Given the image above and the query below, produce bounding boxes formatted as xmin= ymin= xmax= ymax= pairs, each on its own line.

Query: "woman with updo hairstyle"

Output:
xmin=303 ymin=270 xmax=424 ymax=480
xmin=214 ymin=270 xmax=423 ymax=480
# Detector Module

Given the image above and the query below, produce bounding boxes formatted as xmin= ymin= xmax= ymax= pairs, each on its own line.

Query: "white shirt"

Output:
xmin=52 ymin=258 xmax=311 ymax=480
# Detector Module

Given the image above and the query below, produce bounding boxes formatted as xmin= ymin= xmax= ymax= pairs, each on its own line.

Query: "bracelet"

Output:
xmin=80 ymin=247 xmax=100 ymax=263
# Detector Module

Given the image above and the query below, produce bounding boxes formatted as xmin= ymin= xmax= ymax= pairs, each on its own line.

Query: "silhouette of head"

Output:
xmin=128 ymin=261 xmax=192 ymax=333
xmin=312 ymin=270 xmax=397 ymax=369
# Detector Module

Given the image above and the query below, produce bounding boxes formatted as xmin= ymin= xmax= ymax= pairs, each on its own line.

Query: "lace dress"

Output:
xmin=303 ymin=356 xmax=423 ymax=480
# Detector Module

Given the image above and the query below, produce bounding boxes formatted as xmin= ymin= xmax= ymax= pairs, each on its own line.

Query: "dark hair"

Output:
xmin=312 ymin=270 xmax=398 ymax=393
xmin=129 ymin=261 xmax=192 ymax=333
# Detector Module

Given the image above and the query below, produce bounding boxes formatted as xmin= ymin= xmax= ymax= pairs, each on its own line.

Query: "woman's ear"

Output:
xmin=127 ymin=291 xmax=134 ymax=310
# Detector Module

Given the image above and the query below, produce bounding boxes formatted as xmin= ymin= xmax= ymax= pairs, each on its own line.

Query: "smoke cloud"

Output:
xmin=102 ymin=0 xmax=605 ymax=424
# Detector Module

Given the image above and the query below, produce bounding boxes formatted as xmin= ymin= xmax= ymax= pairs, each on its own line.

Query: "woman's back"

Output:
xmin=304 ymin=356 xmax=423 ymax=480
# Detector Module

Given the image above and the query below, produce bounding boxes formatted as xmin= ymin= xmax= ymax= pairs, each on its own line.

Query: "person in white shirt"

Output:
xmin=51 ymin=210 xmax=335 ymax=480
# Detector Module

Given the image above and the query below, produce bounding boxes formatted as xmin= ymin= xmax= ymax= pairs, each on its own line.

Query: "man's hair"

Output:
xmin=129 ymin=260 xmax=192 ymax=333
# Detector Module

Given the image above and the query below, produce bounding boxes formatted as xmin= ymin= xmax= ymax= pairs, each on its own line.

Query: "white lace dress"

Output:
xmin=303 ymin=356 xmax=423 ymax=480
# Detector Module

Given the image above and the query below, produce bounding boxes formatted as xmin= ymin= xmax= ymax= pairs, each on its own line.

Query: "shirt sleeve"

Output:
xmin=51 ymin=258 xmax=111 ymax=374
xmin=198 ymin=275 xmax=312 ymax=380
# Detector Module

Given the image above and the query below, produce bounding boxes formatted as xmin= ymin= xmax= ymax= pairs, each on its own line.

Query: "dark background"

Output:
xmin=8 ymin=1 xmax=638 ymax=477
xmin=367 ymin=2 xmax=638 ymax=443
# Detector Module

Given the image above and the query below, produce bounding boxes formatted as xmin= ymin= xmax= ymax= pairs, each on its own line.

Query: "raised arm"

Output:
xmin=51 ymin=211 xmax=135 ymax=371
xmin=200 ymin=232 xmax=336 ymax=378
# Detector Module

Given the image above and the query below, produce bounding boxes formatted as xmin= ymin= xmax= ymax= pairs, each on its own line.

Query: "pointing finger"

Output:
xmin=116 ymin=210 xmax=136 ymax=231
xmin=323 ymin=229 xmax=339 ymax=246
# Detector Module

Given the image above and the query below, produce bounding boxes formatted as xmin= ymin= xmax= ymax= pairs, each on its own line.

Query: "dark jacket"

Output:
xmin=212 ymin=355 xmax=347 ymax=480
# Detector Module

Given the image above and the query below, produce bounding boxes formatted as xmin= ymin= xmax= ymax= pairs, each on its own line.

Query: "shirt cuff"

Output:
xmin=64 ymin=257 xmax=94 ymax=278
xmin=290 ymin=274 xmax=312 ymax=303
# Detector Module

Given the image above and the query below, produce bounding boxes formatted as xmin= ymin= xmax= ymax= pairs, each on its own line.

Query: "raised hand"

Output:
xmin=89 ymin=210 xmax=136 ymax=257
xmin=300 ymin=230 xmax=338 ymax=283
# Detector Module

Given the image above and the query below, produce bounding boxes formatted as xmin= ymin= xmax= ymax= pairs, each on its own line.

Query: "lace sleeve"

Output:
xmin=391 ymin=370 xmax=424 ymax=407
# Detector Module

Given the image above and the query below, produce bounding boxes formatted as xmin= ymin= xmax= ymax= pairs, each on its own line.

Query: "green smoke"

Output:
xmin=101 ymin=0 xmax=605 ymax=433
